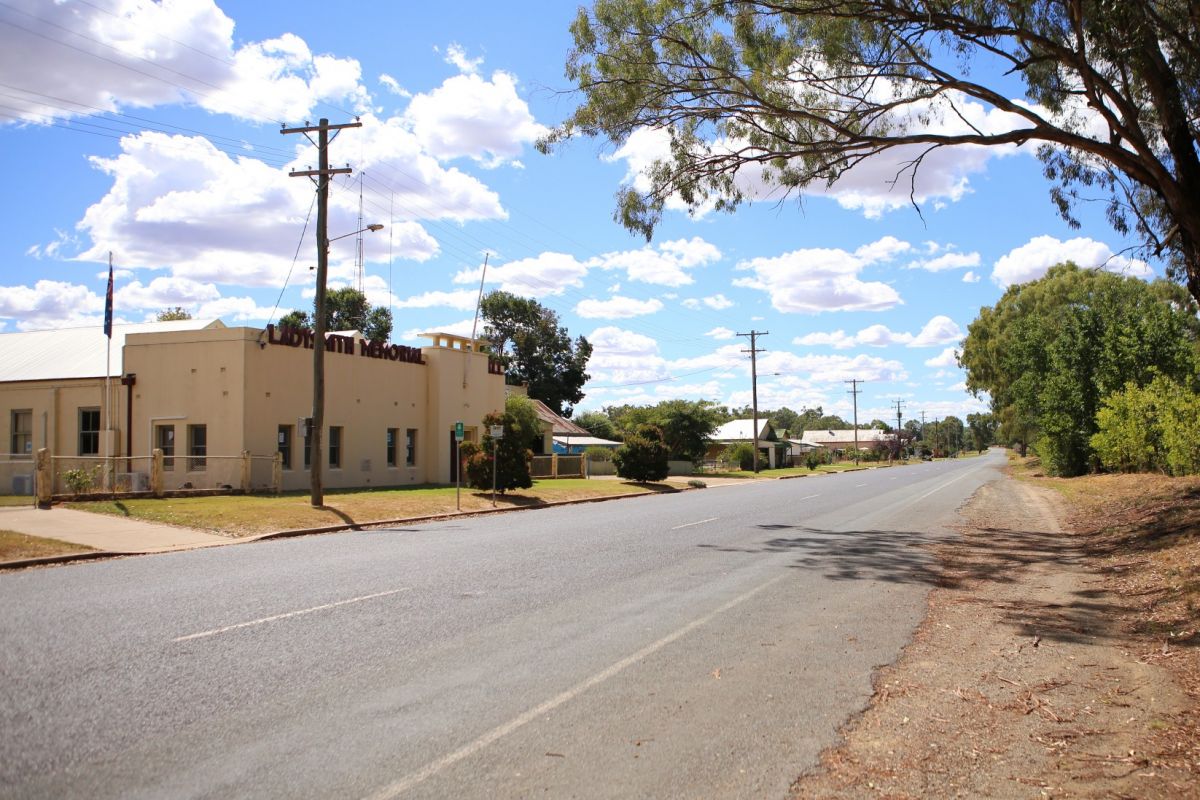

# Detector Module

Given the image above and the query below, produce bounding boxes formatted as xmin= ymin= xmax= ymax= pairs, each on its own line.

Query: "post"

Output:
xmin=455 ymin=437 xmax=461 ymax=511
xmin=282 ymin=117 xmax=359 ymax=507
xmin=151 ymin=448 xmax=164 ymax=497
xmin=35 ymin=448 xmax=52 ymax=509
xmin=846 ymin=378 xmax=862 ymax=465
xmin=240 ymin=450 xmax=251 ymax=494
xmin=272 ymin=452 xmax=283 ymax=495
xmin=737 ymin=330 xmax=768 ymax=473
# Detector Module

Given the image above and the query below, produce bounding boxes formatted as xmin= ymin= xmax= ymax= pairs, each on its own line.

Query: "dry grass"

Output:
xmin=0 ymin=530 xmax=95 ymax=561
xmin=65 ymin=479 xmax=667 ymax=537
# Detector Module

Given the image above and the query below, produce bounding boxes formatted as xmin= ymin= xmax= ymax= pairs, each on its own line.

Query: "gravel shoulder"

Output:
xmin=790 ymin=464 xmax=1199 ymax=799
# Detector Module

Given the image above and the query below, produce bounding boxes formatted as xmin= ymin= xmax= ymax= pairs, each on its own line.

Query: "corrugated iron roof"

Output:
xmin=0 ymin=319 xmax=222 ymax=382
xmin=529 ymin=398 xmax=591 ymax=435
xmin=711 ymin=419 xmax=770 ymax=441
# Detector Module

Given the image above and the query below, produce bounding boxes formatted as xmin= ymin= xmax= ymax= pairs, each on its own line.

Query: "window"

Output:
xmin=386 ymin=428 xmax=398 ymax=468
xmin=329 ymin=426 xmax=342 ymax=469
xmin=303 ymin=420 xmax=312 ymax=469
xmin=79 ymin=408 xmax=100 ymax=456
xmin=406 ymin=428 xmax=417 ymax=467
xmin=11 ymin=410 xmax=32 ymax=458
xmin=156 ymin=425 xmax=175 ymax=470
xmin=278 ymin=425 xmax=293 ymax=470
xmin=187 ymin=424 xmax=207 ymax=471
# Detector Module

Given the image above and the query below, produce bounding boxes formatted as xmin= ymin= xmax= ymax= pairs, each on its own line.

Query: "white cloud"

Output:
xmin=0 ymin=279 xmax=102 ymax=330
xmin=795 ymin=330 xmax=856 ymax=349
xmin=906 ymin=251 xmax=981 ymax=272
xmin=458 ymin=252 xmax=588 ymax=296
xmin=378 ymin=73 xmax=411 ymax=98
xmin=116 ymin=277 xmax=220 ymax=308
xmin=393 ymin=290 xmax=479 ymax=311
xmin=758 ymin=351 xmax=909 ymax=383
xmin=962 ymin=271 xmax=981 ymax=283
xmin=705 ymin=327 xmax=736 ymax=340
xmin=405 ymin=68 xmax=546 ymax=166
xmin=908 ymin=316 xmax=964 ymax=347
xmin=992 ymin=235 xmax=1154 ymax=287
xmin=594 ymin=237 xmax=721 ymax=287
xmin=441 ymin=43 xmax=483 ymax=75
xmin=587 ymin=326 xmax=670 ymax=385
xmin=575 ymin=296 xmax=664 ymax=319
xmin=733 ymin=237 xmax=904 ymax=313
xmin=399 ymin=317 xmax=475 ymax=342
xmin=925 ymin=347 xmax=961 ymax=368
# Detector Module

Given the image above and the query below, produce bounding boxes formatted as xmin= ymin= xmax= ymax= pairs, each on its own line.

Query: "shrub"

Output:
xmin=61 ymin=466 xmax=98 ymax=495
xmin=613 ymin=424 xmax=669 ymax=482
xmin=1092 ymin=376 xmax=1200 ymax=476
xmin=463 ymin=411 xmax=532 ymax=492
xmin=584 ymin=445 xmax=615 ymax=462
xmin=804 ymin=451 xmax=823 ymax=471
xmin=687 ymin=479 xmax=706 ymax=489
xmin=722 ymin=441 xmax=756 ymax=471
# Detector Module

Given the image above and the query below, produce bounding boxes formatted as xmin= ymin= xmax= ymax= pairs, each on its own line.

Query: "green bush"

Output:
xmin=61 ymin=466 xmax=99 ymax=496
xmin=613 ymin=424 xmax=669 ymax=482
xmin=584 ymin=445 xmax=615 ymax=462
xmin=722 ymin=441 xmax=755 ymax=471
xmin=1092 ymin=376 xmax=1200 ymax=475
xmin=804 ymin=451 xmax=823 ymax=471
xmin=463 ymin=411 xmax=533 ymax=492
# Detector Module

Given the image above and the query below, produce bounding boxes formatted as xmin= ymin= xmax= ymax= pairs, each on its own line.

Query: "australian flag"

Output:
xmin=103 ymin=261 xmax=114 ymax=338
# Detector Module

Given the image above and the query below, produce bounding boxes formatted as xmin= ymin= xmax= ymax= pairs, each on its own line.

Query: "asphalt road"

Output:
xmin=0 ymin=451 xmax=1005 ymax=799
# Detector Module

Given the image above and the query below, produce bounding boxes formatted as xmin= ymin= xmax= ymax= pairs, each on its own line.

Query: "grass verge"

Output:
xmin=0 ymin=530 xmax=95 ymax=561
xmin=65 ymin=479 xmax=668 ymax=537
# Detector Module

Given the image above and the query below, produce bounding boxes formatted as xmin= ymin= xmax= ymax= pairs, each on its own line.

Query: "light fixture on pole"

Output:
xmin=309 ymin=222 xmax=384 ymax=508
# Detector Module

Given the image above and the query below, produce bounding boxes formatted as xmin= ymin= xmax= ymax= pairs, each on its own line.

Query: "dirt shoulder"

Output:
xmin=790 ymin=462 xmax=1199 ymax=799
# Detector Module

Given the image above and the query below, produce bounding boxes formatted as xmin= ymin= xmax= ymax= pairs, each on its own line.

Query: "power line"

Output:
xmin=738 ymin=330 xmax=768 ymax=473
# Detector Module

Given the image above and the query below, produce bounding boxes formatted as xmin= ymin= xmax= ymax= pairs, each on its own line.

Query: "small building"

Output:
xmin=0 ymin=321 xmax=507 ymax=495
xmin=800 ymin=428 xmax=895 ymax=455
xmin=526 ymin=398 xmax=593 ymax=455
xmin=707 ymin=418 xmax=781 ymax=468
xmin=552 ymin=435 xmax=621 ymax=455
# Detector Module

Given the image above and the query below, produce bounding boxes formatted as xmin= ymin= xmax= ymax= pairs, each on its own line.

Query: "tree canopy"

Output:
xmin=480 ymin=291 xmax=593 ymax=417
xmin=279 ymin=287 xmax=393 ymax=343
xmin=960 ymin=263 xmax=1200 ymax=475
xmin=156 ymin=306 xmax=192 ymax=321
xmin=547 ymin=1 xmax=1200 ymax=305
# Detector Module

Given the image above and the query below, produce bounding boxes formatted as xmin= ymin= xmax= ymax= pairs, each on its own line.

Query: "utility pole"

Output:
xmin=893 ymin=399 xmax=905 ymax=460
xmin=283 ymin=118 xmax=360 ymax=507
xmin=737 ymin=330 xmax=768 ymax=473
xmin=920 ymin=410 xmax=926 ymax=457
xmin=845 ymin=379 xmax=862 ymax=464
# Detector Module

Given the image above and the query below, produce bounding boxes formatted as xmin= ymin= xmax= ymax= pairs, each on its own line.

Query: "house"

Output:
xmin=800 ymin=428 xmax=895 ymax=455
xmin=0 ymin=321 xmax=506 ymax=495
xmin=707 ymin=418 xmax=781 ymax=468
xmin=525 ymin=398 xmax=594 ymax=455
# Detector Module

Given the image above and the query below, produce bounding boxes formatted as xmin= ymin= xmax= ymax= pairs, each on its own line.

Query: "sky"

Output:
xmin=0 ymin=0 xmax=1164 ymax=427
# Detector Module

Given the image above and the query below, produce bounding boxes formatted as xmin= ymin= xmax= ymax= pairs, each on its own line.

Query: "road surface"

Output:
xmin=0 ymin=451 xmax=1004 ymax=798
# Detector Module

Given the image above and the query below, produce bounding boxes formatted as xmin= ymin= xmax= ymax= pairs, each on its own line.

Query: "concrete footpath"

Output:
xmin=0 ymin=505 xmax=230 ymax=559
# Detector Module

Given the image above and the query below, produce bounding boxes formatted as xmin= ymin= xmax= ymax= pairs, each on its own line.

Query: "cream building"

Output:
xmin=0 ymin=320 xmax=507 ymax=495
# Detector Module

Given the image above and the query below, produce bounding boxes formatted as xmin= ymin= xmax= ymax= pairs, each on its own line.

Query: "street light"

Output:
xmin=310 ymin=222 xmax=385 ymax=507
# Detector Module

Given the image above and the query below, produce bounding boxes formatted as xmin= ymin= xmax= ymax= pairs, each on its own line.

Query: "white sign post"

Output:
xmin=489 ymin=424 xmax=504 ymax=507
xmin=454 ymin=421 xmax=464 ymax=511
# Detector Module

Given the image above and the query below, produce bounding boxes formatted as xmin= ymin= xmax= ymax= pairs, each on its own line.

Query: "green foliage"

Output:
xmin=463 ymin=409 xmax=533 ymax=493
xmin=584 ymin=445 xmax=615 ymax=462
xmin=804 ymin=451 xmax=823 ymax=471
xmin=61 ymin=466 xmax=98 ymax=496
xmin=1092 ymin=376 xmax=1200 ymax=475
xmin=967 ymin=413 xmax=998 ymax=452
xmin=504 ymin=394 xmax=544 ymax=451
xmin=575 ymin=410 xmax=617 ymax=441
xmin=279 ymin=287 xmax=393 ymax=342
xmin=547 ymin=0 xmax=1200 ymax=306
xmin=156 ymin=306 xmax=192 ymax=321
xmin=613 ymin=424 xmax=670 ymax=482
xmin=602 ymin=399 xmax=720 ymax=462
xmin=723 ymin=441 xmax=756 ymax=471
xmin=961 ymin=264 xmax=1200 ymax=475
xmin=481 ymin=291 xmax=592 ymax=416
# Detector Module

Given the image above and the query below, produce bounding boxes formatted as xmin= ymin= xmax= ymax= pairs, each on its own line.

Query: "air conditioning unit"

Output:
xmin=116 ymin=472 xmax=150 ymax=492
xmin=11 ymin=474 xmax=33 ymax=496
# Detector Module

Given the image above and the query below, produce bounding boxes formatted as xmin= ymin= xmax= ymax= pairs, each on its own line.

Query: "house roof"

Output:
xmin=711 ymin=418 xmax=772 ymax=442
xmin=0 ymin=319 xmax=223 ymax=383
xmin=800 ymin=428 xmax=893 ymax=446
xmin=552 ymin=435 xmax=622 ymax=448
xmin=529 ymin=398 xmax=590 ymax=435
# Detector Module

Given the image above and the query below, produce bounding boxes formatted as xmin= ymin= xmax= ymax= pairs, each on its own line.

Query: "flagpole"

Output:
xmin=104 ymin=252 xmax=114 ymax=491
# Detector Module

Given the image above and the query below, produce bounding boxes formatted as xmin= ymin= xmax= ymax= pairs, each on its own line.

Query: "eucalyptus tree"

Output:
xmin=545 ymin=0 xmax=1200 ymax=304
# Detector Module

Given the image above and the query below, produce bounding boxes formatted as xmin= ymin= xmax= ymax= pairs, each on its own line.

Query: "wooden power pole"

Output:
xmin=282 ymin=118 xmax=360 ymax=507
xmin=845 ymin=378 xmax=862 ymax=464
xmin=737 ymin=330 xmax=768 ymax=473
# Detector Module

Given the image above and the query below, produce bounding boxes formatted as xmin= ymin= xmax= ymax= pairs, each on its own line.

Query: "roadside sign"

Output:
xmin=454 ymin=421 xmax=464 ymax=441
xmin=489 ymin=424 xmax=505 ymax=439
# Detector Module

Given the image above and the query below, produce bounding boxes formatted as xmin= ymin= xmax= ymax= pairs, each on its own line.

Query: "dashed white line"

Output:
xmin=174 ymin=588 xmax=410 ymax=642
xmin=855 ymin=483 xmax=868 ymax=487
xmin=363 ymin=572 xmax=788 ymax=799
xmin=671 ymin=517 xmax=718 ymax=530
xmin=800 ymin=494 xmax=821 ymax=501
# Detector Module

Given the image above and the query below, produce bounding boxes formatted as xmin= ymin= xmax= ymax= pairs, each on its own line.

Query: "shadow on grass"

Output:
xmin=698 ymin=522 xmax=1128 ymax=646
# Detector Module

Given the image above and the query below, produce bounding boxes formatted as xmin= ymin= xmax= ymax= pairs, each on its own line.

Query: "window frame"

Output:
xmin=156 ymin=424 xmax=175 ymax=471
xmin=187 ymin=424 xmax=207 ymax=471
xmin=11 ymin=409 xmax=32 ymax=459
xmin=78 ymin=408 xmax=101 ymax=456
xmin=328 ymin=425 xmax=342 ymax=469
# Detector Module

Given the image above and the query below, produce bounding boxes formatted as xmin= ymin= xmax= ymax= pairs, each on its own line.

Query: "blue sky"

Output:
xmin=0 ymin=0 xmax=1163 ymax=425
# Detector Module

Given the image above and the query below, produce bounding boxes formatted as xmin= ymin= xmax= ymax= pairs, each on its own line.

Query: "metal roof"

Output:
xmin=0 ymin=319 xmax=222 ymax=382
xmin=711 ymin=419 xmax=771 ymax=441
xmin=800 ymin=429 xmax=892 ymax=445
xmin=530 ymin=399 xmax=591 ymax=435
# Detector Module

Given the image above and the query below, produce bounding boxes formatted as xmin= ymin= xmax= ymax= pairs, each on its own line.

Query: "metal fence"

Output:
xmin=0 ymin=454 xmax=36 ymax=504
xmin=529 ymin=454 xmax=585 ymax=479
xmin=45 ymin=452 xmax=279 ymax=498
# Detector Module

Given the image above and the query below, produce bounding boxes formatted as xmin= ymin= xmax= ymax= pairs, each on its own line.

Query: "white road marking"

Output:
xmin=911 ymin=467 xmax=979 ymax=505
xmin=800 ymin=494 xmax=821 ymax=501
xmin=671 ymin=517 xmax=718 ymax=530
xmin=174 ymin=588 xmax=410 ymax=642
xmin=855 ymin=483 xmax=868 ymax=487
xmin=364 ymin=573 xmax=789 ymax=800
